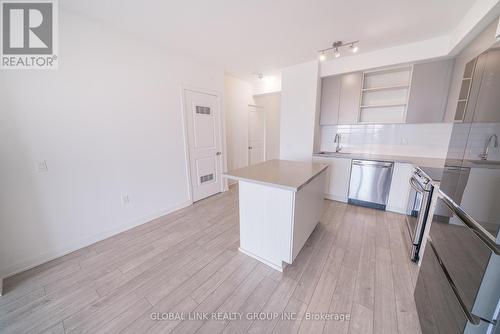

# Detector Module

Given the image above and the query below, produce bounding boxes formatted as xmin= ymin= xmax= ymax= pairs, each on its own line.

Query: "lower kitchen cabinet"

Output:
xmin=386 ymin=162 xmax=413 ymax=214
xmin=313 ymin=157 xmax=413 ymax=211
xmin=312 ymin=156 xmax=351 ymax=202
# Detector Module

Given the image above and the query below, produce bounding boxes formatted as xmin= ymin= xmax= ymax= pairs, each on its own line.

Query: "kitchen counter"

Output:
xmin=313 ymin=151 xmax=445 ymax=168
xmin=223 ymin=159 xmax=328 ymax=191
xmin=418 ymin=166 xmax=445 ymax=183
xmin=223 ymin=159 xmax=327 ymax=271
xmin=446 ymin=158 xmax=500 ymax=169
xmin=419 ymin=159 xmax=500 ymax=184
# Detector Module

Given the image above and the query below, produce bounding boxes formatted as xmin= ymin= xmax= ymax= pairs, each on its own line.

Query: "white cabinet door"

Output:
xmin=328 ymin=157 xmax=352 ymax=202
xmin=406 ymin=59 xmax=453 ymax=123
xmin=312 ymin=156 xmax=331 ymax=194
xmin=312 ymin=156 xmax=351 ymax=202
xmin=387 ymin=162 xmax=413 ymax=214
xmin=339 ymin=73 xmax=362 ymax=124
xmin=320 ymin=76 xmax=341 ymax=125
xmin=471 ymin=49 xmax=500 ymax=122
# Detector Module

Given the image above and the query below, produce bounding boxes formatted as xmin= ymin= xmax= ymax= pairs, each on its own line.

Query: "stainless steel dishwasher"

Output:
xmin=348 ymin=160 xmax=394 ymax=210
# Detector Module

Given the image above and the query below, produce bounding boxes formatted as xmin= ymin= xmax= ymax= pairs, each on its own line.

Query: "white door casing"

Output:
xmin=183 ymin=89 xmax=223 ymax=202
xmin=248 ymin=107 xmax=266 ymax=165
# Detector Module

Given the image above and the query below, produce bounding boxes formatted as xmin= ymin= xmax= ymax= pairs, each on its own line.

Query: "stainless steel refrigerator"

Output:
xmin=414 ymin=46 xmax=500 ymax=333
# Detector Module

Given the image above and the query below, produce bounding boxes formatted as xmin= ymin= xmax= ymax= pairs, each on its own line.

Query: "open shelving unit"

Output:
xmin=454 ymin=57 xmax=477 ymax=122
xmin=358 ymin=66 xmax=413 ymax=123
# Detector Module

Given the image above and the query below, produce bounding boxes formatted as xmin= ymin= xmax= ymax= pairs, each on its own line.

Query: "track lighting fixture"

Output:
xmin=318 ymin=40 xmax=359 ymax=61
xmin=319 ymin=52 xmax=326 ymax=62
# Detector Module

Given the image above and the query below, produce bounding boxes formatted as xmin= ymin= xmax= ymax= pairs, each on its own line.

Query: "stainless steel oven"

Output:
xmin=405 ymin=167 xmax=434 ymax=262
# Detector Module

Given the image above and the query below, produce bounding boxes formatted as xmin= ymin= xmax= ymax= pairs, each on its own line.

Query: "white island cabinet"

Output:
xmin=223 ymin=160 xmax=328 ymax=271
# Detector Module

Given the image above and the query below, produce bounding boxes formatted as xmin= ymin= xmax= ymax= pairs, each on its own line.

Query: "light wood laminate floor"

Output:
xmin=0 ymin=186 xmax=422 ymax=334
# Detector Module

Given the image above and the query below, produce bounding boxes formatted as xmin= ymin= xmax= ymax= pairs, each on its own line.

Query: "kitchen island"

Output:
xmin=223 ymin=160 xmax=328 ymax=271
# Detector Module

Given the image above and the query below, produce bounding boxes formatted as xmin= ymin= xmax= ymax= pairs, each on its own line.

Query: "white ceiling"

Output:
xmin=62 ymin=0 xmax=477 ymax=78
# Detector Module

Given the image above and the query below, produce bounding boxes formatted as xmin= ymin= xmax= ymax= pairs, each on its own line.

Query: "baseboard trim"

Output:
xmin=0 ymin=200 xmax=193 ymax=280
xmin=324 ymin=193 xmax=348 ymax=203
xmin=386 ymin=206 xmax=406 ymax=214
xmin=238 ymin=247 xmax=286 ymax=272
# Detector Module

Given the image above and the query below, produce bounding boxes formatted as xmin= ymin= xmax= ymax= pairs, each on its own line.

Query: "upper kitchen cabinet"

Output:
xmin=406 ymin=59 xmax=454 ymax=123
xmin=470 ymin=49 xmax=500 ymax=123
xmin=319 ymin=75 xmax=341 ymax=125
xmin=319 ymin=72 xmax=362 ymax=125
xmin=452 ymin=49 xmax=500 ymax=123
xmin=319 ymin=59 xmax=455 ymax=125
xmin=339 ymin=72 xmax=363 ymax=124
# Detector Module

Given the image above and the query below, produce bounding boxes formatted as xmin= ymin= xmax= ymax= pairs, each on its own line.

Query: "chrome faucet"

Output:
xmin=334 ymin=133 xmax=342 ymax=152
xmin=479 ymin=134 xmax=498 ymax=160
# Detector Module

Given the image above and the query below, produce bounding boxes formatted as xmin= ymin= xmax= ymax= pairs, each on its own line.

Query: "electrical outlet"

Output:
xmin=37 ymin=160 xmax=48 ymax=173
xmin=401 ymin=137 xmax=408 ymax=145
xmin=121 ymin=194 xmax=130 ymax=205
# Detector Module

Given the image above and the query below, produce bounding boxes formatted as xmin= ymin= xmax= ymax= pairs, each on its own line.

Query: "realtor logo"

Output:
xmin=1 ymin=0 xmax=58 ymax=69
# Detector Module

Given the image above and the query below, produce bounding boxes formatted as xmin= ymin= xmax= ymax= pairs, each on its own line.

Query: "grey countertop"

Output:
xmin=223 ymin=159 xmax=328 ymax=191
xmin=313 ymin=151 xmax=446 ymax=168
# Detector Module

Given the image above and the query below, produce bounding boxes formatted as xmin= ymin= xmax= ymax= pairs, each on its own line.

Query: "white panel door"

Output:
xmin=184 ymin=89 xmax=223 ymax=202
xmin=248 ymin=108 xmax=265 ymax=165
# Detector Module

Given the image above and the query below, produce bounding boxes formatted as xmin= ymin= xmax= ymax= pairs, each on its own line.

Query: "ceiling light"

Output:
xmin=318 ymin=40 xmax=359 ymax=60
xmin=263 ymin=75 xmax=276 ymax=84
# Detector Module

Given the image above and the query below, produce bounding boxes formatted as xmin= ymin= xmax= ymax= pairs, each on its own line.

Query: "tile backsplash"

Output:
xmin=447 ymin=122 xmax=500 ymax=161
xmin=320 ymin=123 xmax=453 ymax=158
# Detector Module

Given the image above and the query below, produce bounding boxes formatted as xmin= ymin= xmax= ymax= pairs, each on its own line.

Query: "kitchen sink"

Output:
xmin=316 ymin=151 xmax=350 ymax=155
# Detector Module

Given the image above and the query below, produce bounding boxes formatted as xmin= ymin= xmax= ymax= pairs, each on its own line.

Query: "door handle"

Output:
xmin=248 ymin=146 xmax=252 ymax=150
xmin=352 ymin=160 xmax=392 ymax=168
xmin=216 ymin=152 xmax=221 ymax=156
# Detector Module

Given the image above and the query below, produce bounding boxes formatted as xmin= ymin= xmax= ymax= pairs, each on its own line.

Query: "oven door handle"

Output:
xmin=409 ymin=176 xmax=426 ymax=193
xmin=427 ymin=239 xmax=481 ymax=325
xmin=439 ymin=190 xmax=500 ymax=255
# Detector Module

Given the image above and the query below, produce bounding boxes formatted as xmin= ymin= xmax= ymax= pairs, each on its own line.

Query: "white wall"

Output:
xmin=224 ymin=76 xmax=281 ymax=171
xmin=320 ymin=123 xmax=453 ymax=158
xmin=252 ymin=74 xmax=282 ymax=95
xmin=224 ymin=75 xmax=254 ymax=171
xmin=0 ymin=10 xmax=224 ymax=278
xmin=280 ymin=61 xmax=321 ymax=161
xmin=253 ymin=93 xmax=281 ymax=160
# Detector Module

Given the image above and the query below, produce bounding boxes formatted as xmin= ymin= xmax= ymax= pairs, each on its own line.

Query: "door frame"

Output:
xmin=180 ymin=85 xmax=228 ymax=204
xmin=247 ymin=104 xmax=266 ymax=165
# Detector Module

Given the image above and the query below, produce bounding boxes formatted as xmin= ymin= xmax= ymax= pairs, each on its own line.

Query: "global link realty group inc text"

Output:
xmin=150 ymin=311 xmax=351 ymax=322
